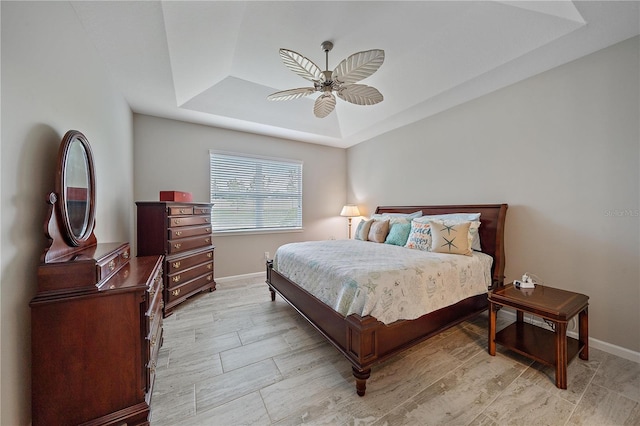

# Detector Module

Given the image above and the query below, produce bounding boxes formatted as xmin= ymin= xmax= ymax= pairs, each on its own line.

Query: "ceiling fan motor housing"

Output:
xmin=321 ymin=41 xmax=333 ymax=52
xmin=267 ymin=41 xmax=385 ymax=118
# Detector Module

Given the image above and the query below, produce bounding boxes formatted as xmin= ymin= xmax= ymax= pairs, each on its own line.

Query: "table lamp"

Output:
xmin=340 ymin=204 xmax=361 ymax=239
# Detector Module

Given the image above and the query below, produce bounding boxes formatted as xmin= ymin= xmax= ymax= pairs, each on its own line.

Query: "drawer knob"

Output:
xmin=109 ymin=260 xmax=116 ymax=271
xmin=174 ymin=219 xmax=181 ymax=225
xmin=123 ymin=251 xmax=130 ymax=259
xmin=207 ymin=252 xmax=213 ymax=258
xmin=149 ymin=288 xmax=156 ymax=298
xmin=179 ymin=209 xmax=187 ymax=214
xmin=206 ymin=228 xmax=211 ymax=233
xmin=151 ymin=336 xmax=157 ymax=347
xmin=207 ymin=275 xmax=213 ymax=281
xmin=149 ymin=311 xmax=155 ymax=322
xmin=172 ymin=261 xmax=181 ymax=269
xmin=207 ymin=264 xmax=212 ymax=270
xmin=172 ymin=275 xmax=181 ymax=283
xmin=175 ymin=231 xmax=182 ymax=236
xmin=205 ymin=238 xmax=211 ymax=243
xmin=174 ymin=243 xmax=182 ymax=250
xmin=172 ymin=289 xmax=181 ymax=296
xmin=204 ymin=218 xmax=210 ymax=223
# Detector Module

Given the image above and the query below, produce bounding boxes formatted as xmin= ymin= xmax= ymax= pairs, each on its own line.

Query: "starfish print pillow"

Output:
xmin=428 ymin=220 xmax=472 ymax=256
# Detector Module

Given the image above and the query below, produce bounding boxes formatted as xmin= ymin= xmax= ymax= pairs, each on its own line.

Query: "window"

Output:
xmin=210 ymin=151 xmax=302 ymax=232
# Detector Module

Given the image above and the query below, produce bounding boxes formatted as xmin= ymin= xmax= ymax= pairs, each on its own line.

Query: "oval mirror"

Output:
xmin=57 ymin=130 xmax=96 ymax=246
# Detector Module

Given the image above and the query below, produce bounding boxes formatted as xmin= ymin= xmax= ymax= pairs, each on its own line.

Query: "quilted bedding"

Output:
xmin=273 ymin=239 xmax=493 ymax=325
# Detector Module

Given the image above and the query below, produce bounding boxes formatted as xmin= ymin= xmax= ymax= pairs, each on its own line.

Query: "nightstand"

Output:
xmin=488 ymin=283 xmax=589 ymax=389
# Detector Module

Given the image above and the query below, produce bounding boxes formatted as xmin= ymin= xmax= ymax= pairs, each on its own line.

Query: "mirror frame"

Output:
xmin=56 ymin=130 xmax=96 ymax=247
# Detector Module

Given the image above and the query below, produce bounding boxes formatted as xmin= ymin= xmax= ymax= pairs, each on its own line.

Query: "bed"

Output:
xmin=266 ymin=204 xmax=507 ymax=396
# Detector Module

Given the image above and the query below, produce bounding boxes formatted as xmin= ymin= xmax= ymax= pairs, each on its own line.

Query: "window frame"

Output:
xmin=209 ymin=150 xmax=303 ymax=234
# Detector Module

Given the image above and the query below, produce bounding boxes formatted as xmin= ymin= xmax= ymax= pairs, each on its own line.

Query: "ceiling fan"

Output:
xmin=267 ymin=41 xmax=385 ymax=118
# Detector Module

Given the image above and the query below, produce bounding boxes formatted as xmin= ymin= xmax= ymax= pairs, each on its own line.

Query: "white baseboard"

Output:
xmin=499 ymin=309 xmax=640 ymax=364
xmin=215 ymin=271 xmax=264 ymax=283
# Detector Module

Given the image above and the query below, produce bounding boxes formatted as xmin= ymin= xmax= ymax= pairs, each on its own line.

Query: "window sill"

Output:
xmin=213 ymin=228 xmax=304 ymax=237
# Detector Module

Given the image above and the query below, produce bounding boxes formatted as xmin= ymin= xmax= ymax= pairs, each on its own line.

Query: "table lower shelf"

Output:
xmin=494 ymin=322 xmax=582 ymax=367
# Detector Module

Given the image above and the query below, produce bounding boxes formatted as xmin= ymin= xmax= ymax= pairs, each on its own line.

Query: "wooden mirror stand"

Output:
xmin=42 ymin=130 xmax=97 ymax=262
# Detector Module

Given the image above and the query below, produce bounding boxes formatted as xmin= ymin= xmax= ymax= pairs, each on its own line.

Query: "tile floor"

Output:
xmin=150 ymin=276 xmax=640 ymax=425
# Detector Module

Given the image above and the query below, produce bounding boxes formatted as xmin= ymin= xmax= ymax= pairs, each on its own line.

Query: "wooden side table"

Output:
xmin=488 ymin=284 xmax=589 ymax=389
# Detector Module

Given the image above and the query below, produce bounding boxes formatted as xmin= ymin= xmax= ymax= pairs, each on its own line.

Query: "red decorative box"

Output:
xmin=159 ymin=191 xmax=193 ymax=202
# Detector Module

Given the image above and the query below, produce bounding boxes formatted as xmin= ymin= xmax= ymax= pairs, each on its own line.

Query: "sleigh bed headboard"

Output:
xmin=375 ymin=204 xmax=508 ymax=288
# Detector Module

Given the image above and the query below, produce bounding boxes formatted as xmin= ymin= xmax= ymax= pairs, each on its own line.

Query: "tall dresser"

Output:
xmin=136 ymin=202 xmax=216 ymax=317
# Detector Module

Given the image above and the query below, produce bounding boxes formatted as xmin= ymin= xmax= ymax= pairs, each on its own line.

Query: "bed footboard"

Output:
xmin=266 ymin=260 xmax=489 ymax=396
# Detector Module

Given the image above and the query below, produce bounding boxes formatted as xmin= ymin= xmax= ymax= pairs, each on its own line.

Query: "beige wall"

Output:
xmin=2 ymin=2 xmax=637 ymax=423
xmin=348 ymin=36 xmax=640 ymax=355
xmin=133 ymin=114 xmax=347 ymax=277
xmin=1 ymin=2 xmax=134 ymax=424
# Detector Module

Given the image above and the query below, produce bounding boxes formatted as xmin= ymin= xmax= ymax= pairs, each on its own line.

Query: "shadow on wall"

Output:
xmin=5 ymin=123 xmax=61 ymax=423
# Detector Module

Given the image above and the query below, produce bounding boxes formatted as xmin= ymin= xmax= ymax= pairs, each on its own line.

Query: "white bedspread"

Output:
xmin=273 ymin=240 xmax=493 ymax=325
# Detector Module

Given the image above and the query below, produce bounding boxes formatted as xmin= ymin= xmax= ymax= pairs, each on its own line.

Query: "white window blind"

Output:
xmin=210 ymin=151 xmax=303 ymax=232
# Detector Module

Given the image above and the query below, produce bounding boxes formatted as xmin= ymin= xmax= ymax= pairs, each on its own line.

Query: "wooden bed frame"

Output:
xmin=266 ymin=204 xmax=508 ymax=396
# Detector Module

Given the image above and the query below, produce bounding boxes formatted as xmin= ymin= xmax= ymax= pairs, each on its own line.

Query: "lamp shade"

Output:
xmin=340 ymin=204 xmax=361 ymax=217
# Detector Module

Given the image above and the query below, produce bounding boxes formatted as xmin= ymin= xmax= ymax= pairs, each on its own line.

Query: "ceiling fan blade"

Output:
xmin=267 ymin=87 xmax=316 ymax=101
xmin=332 ymin=49 xmax=384 ymax=84
xmin=337 ymin=84 xmax=383 ymax=105
xmin=313 ymin=93 xmax=336 ymax=118
xmin=279 ymin=49 xmax=323 ymax=83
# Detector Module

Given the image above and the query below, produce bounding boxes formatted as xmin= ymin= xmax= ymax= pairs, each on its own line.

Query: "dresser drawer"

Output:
xmin=193 ymin=206 xmax=211 ymax=215
xmin=147 ymin=280 xmax=163 ymax=315
xmin=168 ymin=235 xmax=212 ymax=254
xmin=168 ymin=205 xmax=193 ymax=216
xmin=147 ymin=313 xmax=162 ymax=362
xmin=167 ymin=272 xmax=215 ymax=304
xmin=147 ymin=357 xmax=158 ymax=401
xmin=96 ymin=243 xmax=130 ymax=284
xmin=146 ymin=267 xmax=163 ymax=322
xmin=167 ymin=250 xmax=214 ymax=274
xmin=169 ymin=215 xmax=211 ymax=228
xmin=167 ymin=261 xmax=214 ymax=288
xmin=168 ymin=224 xmax=211 ymax=240
xmin=148 ymin=297 xmax=163 ymax=337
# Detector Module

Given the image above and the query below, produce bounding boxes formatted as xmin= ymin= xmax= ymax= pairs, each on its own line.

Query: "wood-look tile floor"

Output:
xmin=150 ymin=276 xmax=640 ymax=425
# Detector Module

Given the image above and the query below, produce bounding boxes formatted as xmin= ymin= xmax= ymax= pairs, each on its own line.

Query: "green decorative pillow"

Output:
xmin=368 ymin=219 xmax=390 ymax=243
xmin=429 ymin=220 xmax=472 ymax=256
xmin=385 ymin=222 xmax=411 ymax=246
xmin=354 ymin=218 xmax=374 ymax=240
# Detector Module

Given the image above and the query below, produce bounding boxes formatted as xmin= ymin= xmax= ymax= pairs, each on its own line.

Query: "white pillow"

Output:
xmin=372 ymin=210 xmax=422 ymax=220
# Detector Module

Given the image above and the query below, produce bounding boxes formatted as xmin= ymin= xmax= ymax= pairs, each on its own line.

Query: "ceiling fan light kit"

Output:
xmin=267 ymin=41 xmax=385 ymax=118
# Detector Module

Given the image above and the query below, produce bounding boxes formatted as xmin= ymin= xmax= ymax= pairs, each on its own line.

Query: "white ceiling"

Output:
xmin=70 ymin=1 xmax=639 ymax=148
